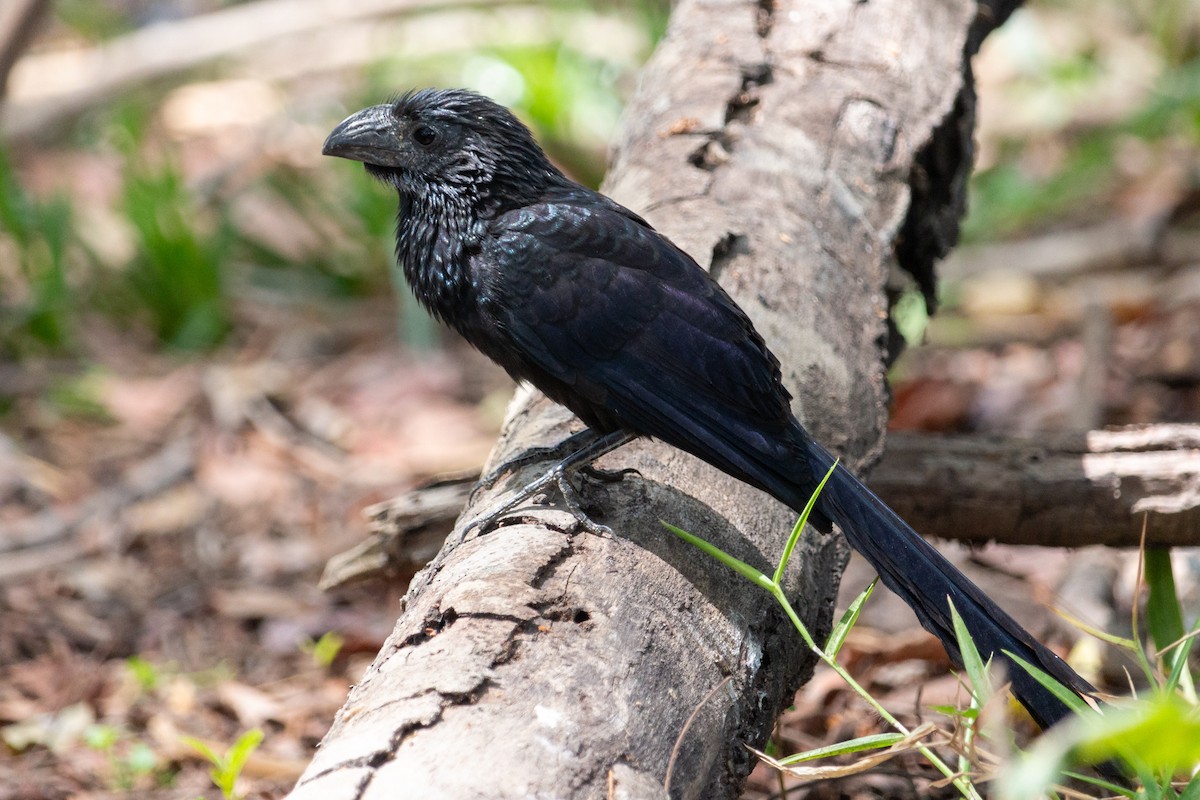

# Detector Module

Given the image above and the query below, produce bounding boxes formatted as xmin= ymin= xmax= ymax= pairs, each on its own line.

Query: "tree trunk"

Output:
xmin=288 ymin=0 xmax=1016 ymax=797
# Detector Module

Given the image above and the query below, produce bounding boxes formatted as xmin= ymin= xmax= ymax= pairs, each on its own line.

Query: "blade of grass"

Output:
xmin=950 ymin=599 xmax=992 ymax=704
xmin=772 ymin=459 xmax=837 ymax=585
xmin=1144 ymin=546 xmax=1193 ymax=705
xmin=1162 ymin=617 xmax=1200 ymax=699
xmin=1130 ymin=520 xmax=1162 ymax=687
xmin=1060 ymin=771 xmax=1137 ymax=798
xmin=661 ymin=522 xmax=774 ymax=592
xmin=776 ymin=732 xmax=908 ymax=765
xmin=1053 ymin=606 xmax=1140 ymax=652
xmin=824 ymin=578 xmax=877 ymax=660
xmin=1003 ymin=651 xmax=1096 ymax=718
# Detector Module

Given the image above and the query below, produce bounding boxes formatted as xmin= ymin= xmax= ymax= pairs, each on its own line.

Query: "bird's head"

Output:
xmin=323 ymin=88 xmax=563 ymax=210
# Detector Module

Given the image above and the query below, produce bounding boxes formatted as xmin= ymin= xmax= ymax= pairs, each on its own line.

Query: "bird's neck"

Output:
xmin=395 ymin=192 xmax=477 ymax=327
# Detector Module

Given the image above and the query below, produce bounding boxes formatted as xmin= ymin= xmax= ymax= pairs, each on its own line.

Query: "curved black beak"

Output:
xmin=322 ymin=104 xmax=403 ymax=166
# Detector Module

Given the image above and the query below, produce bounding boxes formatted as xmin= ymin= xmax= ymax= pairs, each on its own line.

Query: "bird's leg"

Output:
xmin=473 ymin=427 xmax=601 ymax=496
xmin=464 ymin=430 xmax=637 ymax=538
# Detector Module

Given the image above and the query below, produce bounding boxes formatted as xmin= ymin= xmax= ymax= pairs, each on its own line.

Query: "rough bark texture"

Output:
xmin=289 ymin=1 xmax=1008 ymax=798
xmin=874 ymin=425 xmax=1200 ymax=548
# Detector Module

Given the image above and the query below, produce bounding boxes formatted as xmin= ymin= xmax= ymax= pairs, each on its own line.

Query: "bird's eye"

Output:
xmin=412 ymin=125 xmax=438 ymax=146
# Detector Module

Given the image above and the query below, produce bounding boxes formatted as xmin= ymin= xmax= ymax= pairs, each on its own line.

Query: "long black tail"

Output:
xmin=802 ymin=440 xmax=1096 ymax=731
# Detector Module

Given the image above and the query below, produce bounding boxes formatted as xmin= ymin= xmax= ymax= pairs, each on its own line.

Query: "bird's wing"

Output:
xmin=479 ymin=199 xmax=801 ymax=484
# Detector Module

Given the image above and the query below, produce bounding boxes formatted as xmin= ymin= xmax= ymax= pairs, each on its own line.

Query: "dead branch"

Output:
xmin=0 ymin=0 xmax=47 ymax=101
xmin=874 ymin=426 xmax=1200 ymax=548
xmin=320 ymin=424 xmax=1200 ymax=590
xmin=1 ymin=0 xmax=482 ymax=141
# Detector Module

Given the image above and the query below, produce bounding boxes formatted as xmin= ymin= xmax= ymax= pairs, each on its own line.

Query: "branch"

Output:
xmin=0 ymin=0 xmax=47 ymax=102
xmin=873 ymin=426 xmax=1200 ymax=548
xmin=322 ymin=423 xmax=1200 ymax=594
xmin=1 ymin=0 xmax=479 ymax=141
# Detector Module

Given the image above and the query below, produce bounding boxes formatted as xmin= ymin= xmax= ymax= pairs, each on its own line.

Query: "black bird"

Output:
xmin=323 ymin=88 xmax=1098 ymax=731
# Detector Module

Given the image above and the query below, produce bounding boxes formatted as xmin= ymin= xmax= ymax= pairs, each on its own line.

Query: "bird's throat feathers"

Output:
xmin=394 ymin=192 xmax=477 ymax=326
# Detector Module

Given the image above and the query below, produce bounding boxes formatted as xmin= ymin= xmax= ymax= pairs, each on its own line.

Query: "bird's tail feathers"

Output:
xmin=803 ymin=441 xmax=1097 ymax=731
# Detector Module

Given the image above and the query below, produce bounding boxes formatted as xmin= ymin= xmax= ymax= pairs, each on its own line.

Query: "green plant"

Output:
xmin=83 ymin=723 xmax=169 ymax=791
xmin=997 ymin=531 xmax=1200 ymax=799
xmin=182 ymin=728 xmax=264 ymax=800
xmin=120 ymin=158 xmax=230 ymax=350
xmin=665 ymin=468 xmax=1200 ymax=798
xmin=125 ymin=654 xmax=163 ymax=694
xmin=0 ymin=148 xmax=79 ymax=354
xmin=301 ymin=631 xmax=345 ymax=668
xmin=662 ymin=463 xmax=984 ymax=799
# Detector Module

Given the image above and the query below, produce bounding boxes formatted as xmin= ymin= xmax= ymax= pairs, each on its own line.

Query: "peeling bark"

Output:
xmin=290 ymin=1 xmax=1012 ymax=797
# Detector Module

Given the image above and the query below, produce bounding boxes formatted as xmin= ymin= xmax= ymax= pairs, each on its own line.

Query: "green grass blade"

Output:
xmin=1163 ymin=618 xmax=1200 ymax=696
xmin=1003 ymin=650 xmax=1095 ymax=717
xmin=223 ymin=729 xmax=263 ymax=787
xmin=1146 ymin=548 xmax=1186 ymax=671
xmin=772 ymin=459 xmax=837 ymax=585
xmin=1061 ymin=770 xmax=1138 ymax=798
xmin=1178 ymin=771 xmax=1200 ymax=800
xmin=179 ymin=735 xmax=220 ymax=766
xmin=777 ymin=732 xmax=906 ymax=765
xmin=824 ymin=578 xmax=878 ymax=660
xmin=950 ymin=599 xmax=991 ymax=703
xmin=1054 ymin=606 xmax=1140 ymax=651
xmin=661 ymin=522 xmax=774 ymax=591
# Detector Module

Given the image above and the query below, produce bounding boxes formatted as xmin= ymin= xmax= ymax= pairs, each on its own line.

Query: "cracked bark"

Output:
xmin=289 ymin=1 xmax=1015 ymax=798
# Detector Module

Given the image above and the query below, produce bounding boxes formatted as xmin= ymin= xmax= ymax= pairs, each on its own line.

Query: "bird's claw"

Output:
xmin=470 ymin=428 xmax=601 ymax=501
xmin=460 ymin=430 xmax=635 ymax=540
xmin=553 ymin=470 xmax=614 ymax=536
xmin=581 ymin=465 xmax=640 ymax=485
xmin=463 ymin=463 xmax=612 ymax=539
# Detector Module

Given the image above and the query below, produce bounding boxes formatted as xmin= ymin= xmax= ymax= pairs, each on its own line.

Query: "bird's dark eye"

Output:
xmin=412 ymin=124 xmax=438 ymax=146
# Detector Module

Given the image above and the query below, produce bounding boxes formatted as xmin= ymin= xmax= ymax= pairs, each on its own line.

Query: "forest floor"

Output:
xmin=4 ymin=280 xmax=1199 ymax=799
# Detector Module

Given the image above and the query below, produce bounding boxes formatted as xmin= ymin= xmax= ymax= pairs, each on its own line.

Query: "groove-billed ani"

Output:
xmin=323 ymin=88 xmax=1098 ymax=731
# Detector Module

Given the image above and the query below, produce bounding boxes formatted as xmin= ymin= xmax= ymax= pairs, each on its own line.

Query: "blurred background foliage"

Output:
xmin=0 ymin=0 xmax=665 ymax=368
xmin=0 ymin=0 xmax=1198 ymax=393
xmin=967 ymin=0 xmax=1200 ymax=241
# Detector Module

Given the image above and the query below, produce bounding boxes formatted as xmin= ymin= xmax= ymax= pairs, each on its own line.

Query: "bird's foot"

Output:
xmin=471 ymin=427 xmax=600 ymax=500
xmin=580 ymin=464 xmax=640 ymax=484
xmin=548 ymin=466 xmax=615 ymax=536
xmin=462 ymin=430 xmax=636 ymax=539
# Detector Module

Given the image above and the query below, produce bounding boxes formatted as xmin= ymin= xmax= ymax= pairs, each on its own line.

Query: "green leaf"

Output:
xmin=1075 ymin=693 xmax=1200 ymax=772
xmin=777 ymin=732 xmax=907 ymax=765
xmin=84 ymin=724 xmax=120 ymax=751
xmin=1164 ymin=619 xmax=1200 ymax=696
xmin=126 ymin=741 xmax=159 ymax=775
xmin=125 ymin=655 xmax=161 ymax=693
xmin=1003 ymin=650 xmax=1095 ymax=718
xmin=661 ymin=522 xmax=774 ymax=591
xmin=773 ymin=460 xmax=837 ymax=585
xmin=1146 ymin=549 xmax=1186 ymax=672
xmin=1061 ymin=770 xmax=1139 ymax=799
xmin=949 ymin=599 xmax=991 ymax=704
xmin=302 ymin=631 xmax=345 ymax=668
xmin=220 ymin=729 xmax=264 ymax=794
xmin=1054 ymin=606 xmax=1140 ymax=651
xmin=824 ymin=578 xmax=877 ymax=660
xmin=180 ymin=734 xmax=220 ymax=766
